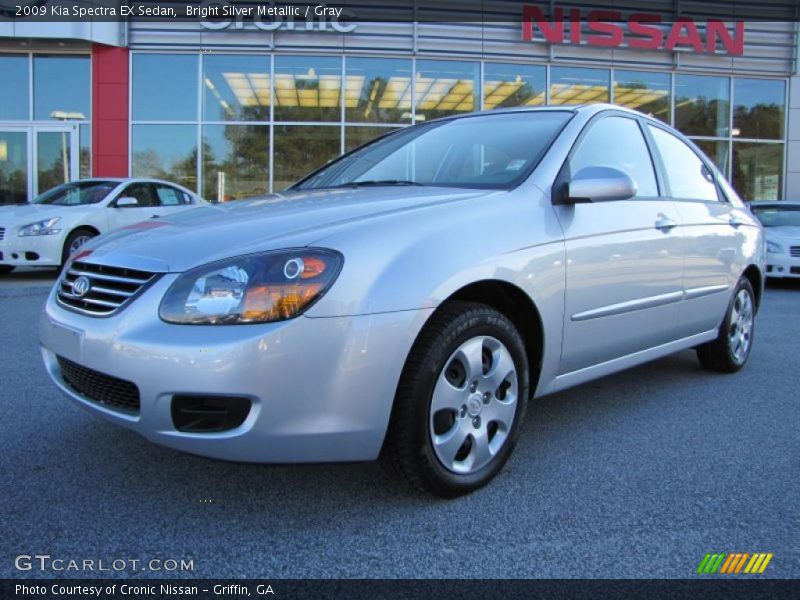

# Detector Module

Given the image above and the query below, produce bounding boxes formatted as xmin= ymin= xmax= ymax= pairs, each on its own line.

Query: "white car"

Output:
xmin=750 ymin=201 xmax=800 ymax=279
xmin=0 ymin=178 xmax=205 ymax=273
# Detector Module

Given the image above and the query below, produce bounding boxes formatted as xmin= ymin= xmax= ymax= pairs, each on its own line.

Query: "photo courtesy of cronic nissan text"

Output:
xmin=0 ymin=1 xmax=797 ymax=599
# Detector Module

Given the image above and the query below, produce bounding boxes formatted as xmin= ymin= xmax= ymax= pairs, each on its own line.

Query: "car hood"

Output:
xmin=0 ymin=202 xmax=79 ymax=223
xmin=764 ymin=226 xmax=800 ymax=243
xmin=80 ymin=186 xmax=495 ymax=272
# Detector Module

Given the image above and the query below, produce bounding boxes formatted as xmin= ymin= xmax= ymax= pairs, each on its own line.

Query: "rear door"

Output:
xmin=152 ymin=182 xmax=196 ymax=218
xmin=554 ymin=113 xmax=684 ymax=374
xmin=644 ymin=124 xmax=743 ymax=337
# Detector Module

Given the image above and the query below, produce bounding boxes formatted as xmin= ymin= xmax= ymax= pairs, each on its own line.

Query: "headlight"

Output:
xmin=159 ymin=249 xmax=343 ymax=325
xmin=18 ymin=217 xmax=61 ymax=237
xmin=766 ymin=240 xmax=783 ymax=254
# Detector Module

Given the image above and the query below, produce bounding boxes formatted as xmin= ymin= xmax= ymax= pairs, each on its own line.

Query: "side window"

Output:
xmin=570 ymin=116 xmax=658 ymax=198
xmin=647 ymin=126 xmax=720 ymax=201
xmin=120 ymin=183 xmax=156 ymax=207
xmin=154 ymin=184 xmax=186 ymax=206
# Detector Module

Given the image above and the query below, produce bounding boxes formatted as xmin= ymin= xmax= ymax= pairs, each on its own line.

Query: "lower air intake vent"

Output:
xmin=171 ymin=395 xmax=252 ymax=433
xmin=57 ymin=356 xmax=140 ymax=414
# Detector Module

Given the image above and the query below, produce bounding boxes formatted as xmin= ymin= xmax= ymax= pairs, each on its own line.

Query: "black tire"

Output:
xmin=696 ymin=277 xmax=756 ymax=373
xmin=61 ymin=228 xmax=97 ymax=268
xmin=0 ymin=265 xmax=14 ymax=274
xmin=381 ymin=301 xmax=530 ymax=497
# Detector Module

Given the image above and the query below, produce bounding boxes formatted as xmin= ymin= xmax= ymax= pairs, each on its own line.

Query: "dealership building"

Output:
xmin=0 ymin=1 xmax=798 ymax=204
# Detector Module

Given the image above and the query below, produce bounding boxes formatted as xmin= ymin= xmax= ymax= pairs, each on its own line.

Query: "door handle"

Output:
xmin=150 ymin=214 xmax=160 ymax=219
xmin=729 ymin=216 xmax=745 ymax=228
xmin=655 ymin=216 xmax=678 ymax=231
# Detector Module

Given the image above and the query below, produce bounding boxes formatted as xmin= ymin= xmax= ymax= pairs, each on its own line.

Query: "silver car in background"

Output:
xmin=39 ymin=104 xmax=764 ymax=497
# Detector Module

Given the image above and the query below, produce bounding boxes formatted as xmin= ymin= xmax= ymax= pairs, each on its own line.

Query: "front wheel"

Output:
xmin=61 ymin=229 xmax=96 ymax=267
xmin=381 ymin=301 xmax=530 ymax=497
xmin=696 ymin=277 xmax=756 ymax=373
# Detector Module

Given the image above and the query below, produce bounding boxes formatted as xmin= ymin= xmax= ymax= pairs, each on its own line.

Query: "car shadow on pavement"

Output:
xmin=44 ymin=348 xmax=708 ymax=511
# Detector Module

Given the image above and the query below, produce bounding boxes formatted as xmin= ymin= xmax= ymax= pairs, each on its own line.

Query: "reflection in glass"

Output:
xmin=733 ymin=79 xmax=785 ymax=140
xmin=345 ymin=126 xmax=397 ymax=152
xmin=79 ymin=124 xmax=91 ymax=179
xmin=274 ymin=56 xmax=341 ymax=122
xmin=614 ymin=70 xmax=670 ymax=123
xmin=132 ymin=54 xmax=198 ymax=121
xmin=345 ymin=57 xmax=412 ymax=123
xmin=0 ymin=55 xmax=29 ymax=120
xmin=131 ymin=125 xmax=198 ymax=191
xmin=550 ymin=67 xmax=609 ymax=105
xmin=732 ymin=142 xmax=783 ymax=201
xmin=483 ymin=63 xmax=545 ymax=110
xmin=675 ymin=75 xmax=730 ymax=137
xmin=202 ymin=125 xmax=269 ymax=202
xmin=692 ymin=139 xmax=729 ymax=176
xmin=273 ymin=125 xmax=340 ymax=191
xmin=34 ymin=55 xmax=90 ymax=121
xmin=36 ymin=131 xmax=71 ymax=195
xmin=0 ymin=131 xmax=27 ymax=205
xmin=415 ymin=60 xmax=478 ymax=121
xmin=203 ymin=55 xmax=270 ymax=122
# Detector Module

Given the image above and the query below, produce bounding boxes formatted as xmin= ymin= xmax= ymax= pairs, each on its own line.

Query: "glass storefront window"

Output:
xmin=274 ymin=56 xmax=341 ymax=122
xmin=202 ymin=125 xmax=269 ymax=202
xmin=0 ymin=55 xmax=29 ymax=120
xmin=345 ymin=126 xmax=397 ymax=152
xmin=550 ymin=67 xmax=609 ymax=105
xmin=732 ymin=142 xmax=783 ymax=201
xmin=675 ymin=75 xmax=730 ymax=137
xmin=483 ymin=63 xmax=545 ymax=110
xmin=33 ymin=55 xmax=90 ymax=122
xmin=131 ymin=125 xmax=198 ymax=191
xmin=0 ymin=131 xmax=27 ymax=205
xmin=132 ymin=54 xmax=198 ymax=121
xmin=692 ymin=139 xmax=729 ymax=177
xmin=415 ymin=60 xmax=478 ymax=121
xmin=733 ymin=79 xmax=785 ymax=140
xmin=203 ymin=55 xmax=270 ymax=122
xmin=273 ymin=125 xmax=340 ymax=191
xmin=345 ymin=57 xmax=412 ymax=123
xmin=614 ymin=70 xmax=670 ymax=123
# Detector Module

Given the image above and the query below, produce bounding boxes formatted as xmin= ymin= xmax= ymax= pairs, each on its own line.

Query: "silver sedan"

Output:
xmin=39 ymin=104 xmax=764 ymax=497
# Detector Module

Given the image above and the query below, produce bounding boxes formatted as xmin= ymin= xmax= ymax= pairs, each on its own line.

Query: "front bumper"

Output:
xmin=39 ymin=274 xmax=432 ymax=463
xmin=765 ymin=252 xmax=800 ymax=278
xmin=0 ymin=232 xmax=63 ymax=267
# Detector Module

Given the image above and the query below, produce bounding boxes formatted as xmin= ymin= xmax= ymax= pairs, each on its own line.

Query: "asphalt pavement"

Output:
xmin=1 ymin=271 xmax=798 ymax=579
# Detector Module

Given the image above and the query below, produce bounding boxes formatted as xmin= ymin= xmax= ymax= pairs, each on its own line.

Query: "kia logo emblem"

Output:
xmin=71 ymin=276 xmax=91 ymax=298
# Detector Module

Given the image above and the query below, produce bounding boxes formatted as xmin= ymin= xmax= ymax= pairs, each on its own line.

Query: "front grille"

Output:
xmin=57 ymin=356 xmax=140 ymax=414
xmin=57 ymin=261 xmax=158 ymax=317
xmin=790 ymin=246 xmax=800 ymax=258
xmin=0 ymin=227 xmax=5 ymax=241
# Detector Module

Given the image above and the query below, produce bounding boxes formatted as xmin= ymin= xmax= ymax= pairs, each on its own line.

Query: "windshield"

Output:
xmin=33 ymin=181 xmax=117 ymax=206
xmin=293 ymin=111 xmax=573 ymax=191
xmin=752 ymin=205 xmax=800 ymax=228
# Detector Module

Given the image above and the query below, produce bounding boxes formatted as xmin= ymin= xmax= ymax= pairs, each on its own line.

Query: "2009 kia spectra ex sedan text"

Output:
xmin=39 ymin=105 xmax=765 ymax=497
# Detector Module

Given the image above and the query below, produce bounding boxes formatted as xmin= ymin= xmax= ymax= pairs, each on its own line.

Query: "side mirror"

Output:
xmin=116 ymin=196 xmax=139 ymax=208
xmin=564 ymin=166 xmax=637 ymax=203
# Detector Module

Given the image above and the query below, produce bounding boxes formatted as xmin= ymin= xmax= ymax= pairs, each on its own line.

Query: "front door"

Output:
xmin=0 ymin=124 xmax=79 ymax=205
xmin=554 ymin=114 xmax=684 ymax=375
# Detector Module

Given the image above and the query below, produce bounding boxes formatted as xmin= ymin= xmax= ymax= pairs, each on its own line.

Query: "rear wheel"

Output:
xmin=381 ymin=301 xmax=530 ymax=497
xmin=696 ymin=277 xmax=756 ymax=373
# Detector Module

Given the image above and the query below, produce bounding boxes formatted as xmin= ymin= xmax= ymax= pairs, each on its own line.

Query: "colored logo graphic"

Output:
xmin=697 ymin=553 xmax=773 ymax=574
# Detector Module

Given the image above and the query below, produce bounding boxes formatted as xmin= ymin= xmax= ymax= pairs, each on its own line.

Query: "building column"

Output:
xmin=91 ymin=44 xmax=129 ymax=177
xmin=786 ymin=75 xmax=800 ymax=200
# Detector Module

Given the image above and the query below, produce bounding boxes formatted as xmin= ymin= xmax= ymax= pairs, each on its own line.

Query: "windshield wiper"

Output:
xmin=331 ymin=179 xmax=423 ymax=189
